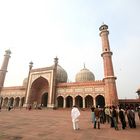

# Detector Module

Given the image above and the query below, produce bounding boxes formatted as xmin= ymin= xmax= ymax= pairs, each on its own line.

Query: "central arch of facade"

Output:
xmin=29 ymin=76 xmax=49 ymax=107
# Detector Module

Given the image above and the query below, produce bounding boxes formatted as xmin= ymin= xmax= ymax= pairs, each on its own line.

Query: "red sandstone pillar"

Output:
xmin=0 ymin=50 xmax=11 ymax=90
xmin=99 ymin=24 xmax=118 ymax=106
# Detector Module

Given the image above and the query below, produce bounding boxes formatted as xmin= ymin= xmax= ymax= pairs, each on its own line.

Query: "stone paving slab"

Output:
xmin=0 ymin=108 xmax=140 ymax=140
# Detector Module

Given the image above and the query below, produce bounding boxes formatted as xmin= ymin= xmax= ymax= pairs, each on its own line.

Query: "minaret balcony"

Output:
xmin=101 ymin=51 xmax=113 ymax=57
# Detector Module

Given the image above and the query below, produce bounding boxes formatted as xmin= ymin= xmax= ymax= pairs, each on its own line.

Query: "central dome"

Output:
xmin=75 ymin=66 xmax=95 ymax=82
xmin=56 ymin=65 xmax=68 ymax=83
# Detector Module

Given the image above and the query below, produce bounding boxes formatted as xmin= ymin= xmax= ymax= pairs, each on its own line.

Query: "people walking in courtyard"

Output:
xmin=112 ymin=106 xmax=118 ymax=130
xmin=105 ymin=106 xmax=111 ymax=123
xmin=109 ymin=106 xmax=114 ymax=128
xmin=138 ymin=106 xmax=140 ymax=120
xmin=119 ymin=107 xmax=126 ymax=129
xmin=91 ymin=106 xmax=95 ymax=128
xmin=71 ymin=105 xmax=80 ymax=130
xmin=127 ymin=106 xmax=136 ymax=128
xmin=94 ymin=106 xmax=100 ymax=129
xmin=100 ymin=108 xmax=105 ymax=124
xmin=8 ymin=105 xmax=12 ymax=111
xmin=28 ymin=105 xmax=32 ymax=111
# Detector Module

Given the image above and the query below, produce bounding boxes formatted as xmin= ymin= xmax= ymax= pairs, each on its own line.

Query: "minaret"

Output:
xmin=99 ymin=24 xmax=118 ymax=106
xmin=51 ymin=57 xmax=58 ymax=108
xmin=0 ymin=49 xmax=11 ymax=90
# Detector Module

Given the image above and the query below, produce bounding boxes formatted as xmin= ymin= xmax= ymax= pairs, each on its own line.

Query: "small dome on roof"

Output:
xmin=51 ymin=64 xmax=68 ymax=83
xmin=75 ymin=65 xmax=95 ymax=82
xmin=56 ymin=65 xmax=68 ymax=83
xmin=22 ymin=77 xmax=28 ymax=86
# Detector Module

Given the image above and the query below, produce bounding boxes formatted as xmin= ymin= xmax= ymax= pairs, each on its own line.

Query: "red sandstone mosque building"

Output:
xmin=0 ymin=24 xmax=139 ymax=109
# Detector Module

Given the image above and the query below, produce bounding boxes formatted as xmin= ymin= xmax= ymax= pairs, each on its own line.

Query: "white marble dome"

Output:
xmin=75 ymin=66 xmax=95 ymax=82
xmin=56 ymin=65 xmax=68 ymax=83
xmin=22 ymin=77 xmax=28 ymax=86
xmin=51 ymin=65 xmax=68 ymax=83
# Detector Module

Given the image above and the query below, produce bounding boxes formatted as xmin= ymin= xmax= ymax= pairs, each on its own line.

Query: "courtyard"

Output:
xmin=0 ymin=108 xmax=140 ymax=140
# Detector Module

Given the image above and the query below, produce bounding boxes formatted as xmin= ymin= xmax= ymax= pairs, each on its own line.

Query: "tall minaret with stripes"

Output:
xmin=0 ymin=49 xmax=11 ymax=91
xmin=99 ymin=24 xmax=118 ymax=106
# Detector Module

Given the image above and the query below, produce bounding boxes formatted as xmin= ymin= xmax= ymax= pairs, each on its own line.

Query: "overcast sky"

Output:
xmin=0 ymin=0 xmax=140 ymax=99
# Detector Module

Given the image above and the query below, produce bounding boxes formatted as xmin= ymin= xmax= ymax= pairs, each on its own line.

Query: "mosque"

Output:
xmin=0 ymin=24 xmax=139 ymax=109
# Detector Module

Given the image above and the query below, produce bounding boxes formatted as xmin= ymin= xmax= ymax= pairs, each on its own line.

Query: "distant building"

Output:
xmin=0 ymin=24 xmax=139 ymax=109
xmin=119 ymin=99 xmax=140 ymax=109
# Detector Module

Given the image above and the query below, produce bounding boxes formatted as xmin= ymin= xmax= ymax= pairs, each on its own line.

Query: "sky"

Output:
xmin=0 ymin=0 xmax=140 ymax=99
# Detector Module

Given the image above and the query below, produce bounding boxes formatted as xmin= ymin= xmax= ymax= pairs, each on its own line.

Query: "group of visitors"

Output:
xmin=91 ymin=105 xmax=138 ymax=130
xmin=71 ymin=105 xmax=140 ymax=131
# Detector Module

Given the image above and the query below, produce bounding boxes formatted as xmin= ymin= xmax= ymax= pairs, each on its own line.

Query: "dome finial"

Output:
xmin=75 ymin=66 xmax=95 ymax=82
xmin=54 ymin=56 xmax=58 ymax=64
xmin=83 ymin=63 xmax=86 ymax=68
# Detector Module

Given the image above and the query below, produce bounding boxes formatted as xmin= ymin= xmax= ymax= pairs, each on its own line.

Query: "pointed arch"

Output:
xmin=85 ymin=95 xmax=93 ymax=108
xmin=29 ymin=76 xmax=49 ymax=105
xmin=57 ymin=96 xmax=64 ymax=108
xmin=66 ymin=96 xmax=73 ymax=108
xmin=95 ymin=95 xmax=105 ymax=108
xmin=3 ymin=97 xmax=8 ymax=107
xmin=75 ymin=95 xmax=83 ymax=108
xmin=9 ymin=97 xmax=14 ymax=106
xmin=41 ymin=92 xmax=48 ymax=107
xmin=21 ymin=97 xmax=25 ymax=106
xmin=15 ymin=97 xmax=20 ymax=107
xmin=0 ymin=97 xmax=3 ymax=106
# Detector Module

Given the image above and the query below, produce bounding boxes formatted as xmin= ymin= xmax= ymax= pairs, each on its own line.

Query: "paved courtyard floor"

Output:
xmin=0 ymin=108 xmax=140 ymax=140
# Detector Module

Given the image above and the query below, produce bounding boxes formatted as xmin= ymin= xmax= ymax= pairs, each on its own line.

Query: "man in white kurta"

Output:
xmin=71 ymin=106 xmax=80 ymax=130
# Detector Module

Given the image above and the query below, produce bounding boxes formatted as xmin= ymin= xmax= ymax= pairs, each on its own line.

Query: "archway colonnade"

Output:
xmin=0 ymin=97 xmax=25 ymax=108
xmin=0 ymin=94 xmax=105 ymax=109
xmin=57 ymin=94 xmax=105 ymax=108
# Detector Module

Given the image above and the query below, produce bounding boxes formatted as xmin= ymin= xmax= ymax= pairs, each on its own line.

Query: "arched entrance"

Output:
xmin=0 ymin=97 xmax=3 ymax=106
xmin=85 ymin=95 xmax=93 ymax=108
xmin=96 ymin=95 xmax=105 ymax=108
xmin=15 ymin=97 xmax=20 ymax=107
xmin=29 ymin=77 xmax=49 ymax=106
xmin=57 ymin=96 xmax=64 ymax=108
xmin=66 ymin=96 xmax=73 ymax=108
xmin=3 ymin=97 xmax=8 ymax=107
xmin=21 ymin=97 xmax=25 ymax=106
xmin=9 ymin=97 xmax=14 ymax=106
xmin=41 ymin=92 xmax=48 ymax=107
xmin=75 ymin=95 xmax=83 ymax=108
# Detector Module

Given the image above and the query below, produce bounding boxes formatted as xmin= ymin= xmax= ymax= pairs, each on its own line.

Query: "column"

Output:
xmin=13 ymin=99 xmax=16 ymax=108
xmin=93 ymin=98 xmax=96 ymax=107
xmin=63 ymin=97 xmax=66 ymax=108
xmin=19 ymin=99 xmax=22 ymax=107
xmin=2 ymin=99 xmax=4 ymax=107
xmin=73 ymin=97 xmax=75 ymax=106
xmin=83 ymin=97 xmax=85 ymax=108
